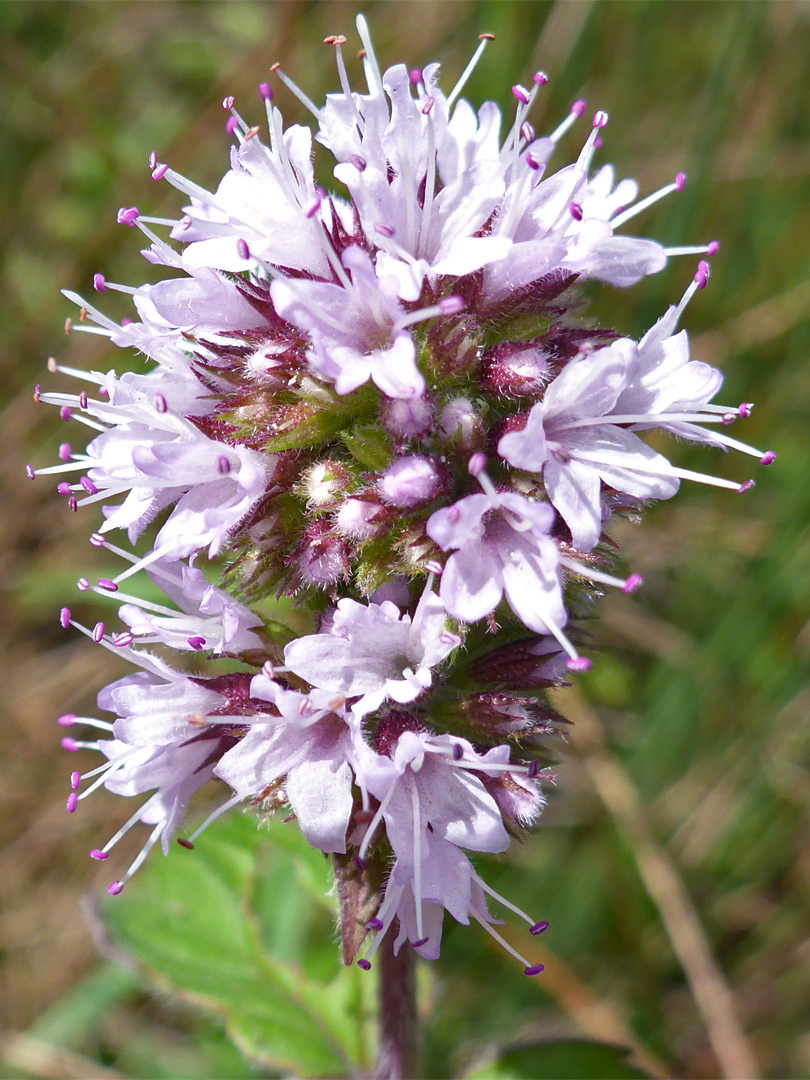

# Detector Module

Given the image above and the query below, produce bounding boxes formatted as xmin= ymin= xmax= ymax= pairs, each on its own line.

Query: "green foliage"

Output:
xmin=464 ymin=1040 xmax=650 ymax=1079
xmin=101 ymin=813 xmax=375 ymax=1078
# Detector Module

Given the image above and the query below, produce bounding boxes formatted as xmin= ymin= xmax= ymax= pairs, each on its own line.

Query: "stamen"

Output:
xmin=447 ymin=33 xmax=493 ymax=108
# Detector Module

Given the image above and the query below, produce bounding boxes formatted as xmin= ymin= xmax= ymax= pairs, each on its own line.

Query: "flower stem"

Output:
xmin=374 ymin=933 xmax=418 ymax=1079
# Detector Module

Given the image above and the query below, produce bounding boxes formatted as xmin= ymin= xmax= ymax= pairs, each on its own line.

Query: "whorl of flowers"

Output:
xmin=31 ymin=17 xmax=773 ymax=976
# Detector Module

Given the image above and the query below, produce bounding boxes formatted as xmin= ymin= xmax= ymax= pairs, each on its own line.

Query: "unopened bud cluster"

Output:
xmin=31 ymin=16 xmax=771 ymax=974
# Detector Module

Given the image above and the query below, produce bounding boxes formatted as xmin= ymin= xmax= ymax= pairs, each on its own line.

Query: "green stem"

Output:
xmin=374 ymin=933 xmax=418 ymax=1079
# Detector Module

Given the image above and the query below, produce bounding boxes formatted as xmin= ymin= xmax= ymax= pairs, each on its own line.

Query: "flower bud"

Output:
xmin=302 ymin=460 xmax=352 ymax=507
xmin=378 ymin=455 xmax=444 ymax=508
xmin=379 ymin=394 xmax=434 ymax=440
xmin=483 ymin=341 xmax=552 ymax=395
xmin=336 ymin=496 xmax=386 ymax=539
xmin=437 ymin=398 xmax=482 ymax=451
xmin=296 ymin=522 xmax=349 ymax=586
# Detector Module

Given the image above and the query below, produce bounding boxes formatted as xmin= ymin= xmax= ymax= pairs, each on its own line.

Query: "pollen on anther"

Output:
xmin=567 ymin=656 xmax=592 ymax=672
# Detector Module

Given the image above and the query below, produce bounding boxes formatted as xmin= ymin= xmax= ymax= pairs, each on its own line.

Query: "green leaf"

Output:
xmin=464 ymin=1040 xmax=651 ymax=1080
xmin=341 ymin=423 xmax=392 ymax=470
xmin=102 ymin=812 xmax=375 ymax=1077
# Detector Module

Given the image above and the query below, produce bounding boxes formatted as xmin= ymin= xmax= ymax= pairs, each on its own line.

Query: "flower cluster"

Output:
xmin=32 ymin=17 xmax=772 ymax=975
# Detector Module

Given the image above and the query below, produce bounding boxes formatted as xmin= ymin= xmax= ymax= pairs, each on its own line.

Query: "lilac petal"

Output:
xmin=544 ymin=456 xmax=603 ymax=552
xmin=440 ymin=540 xmax=503 ymax=623
xmin=286 ymin=758 xmax=353 ymax=854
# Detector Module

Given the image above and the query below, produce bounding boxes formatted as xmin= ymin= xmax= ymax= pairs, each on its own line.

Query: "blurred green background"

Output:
xmin=1 ymin=1 xmax=808 ymax=1077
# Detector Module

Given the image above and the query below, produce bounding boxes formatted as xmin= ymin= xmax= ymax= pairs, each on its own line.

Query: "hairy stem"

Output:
xmin=374 ymin=934 xmax=418 ymax=1080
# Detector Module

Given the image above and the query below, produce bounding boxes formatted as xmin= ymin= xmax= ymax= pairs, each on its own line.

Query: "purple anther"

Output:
xmin=675 ymin=171 xmax=686 ymax=192
xmin=222 ymin=95 xmax=235 ymax=110
xmin=530 ymin=920 xmax=549 ymax=935
xmin=569 ymin=201 xmax=583 ymax=221
xmin=97 ymin=578 xmax=118 ymax=592
xmin=151 ymin=162 xmax=169 ymax=181
xmin=25 ymin=463 xmax=35 ymax=480
xmin=424 ymin=560 xmax=443 ymax=575
xmin=511 ymin=85 xmax=530 ymax=105
xmin=80 ymin=476 xmax=98 ymax=495
xmin=697 ymin=258 xmax=710 ymax=276
xmin=409 ymin=68 xmax=422 ymax=85
xmin=148 ymin=151 xmax=157 ymax=170
xmin=258 ymin=82 xmax=273 ymax=101
xmin=216 ymin=454 xmax=232 ymax=475
xmin=90 ymin=532 xmax=105 ymax=546
xmin=353 ymin=855 xmax=367 ymax=871
xmin=739 ymin=402 xmax=753 ymax=419
xmin=226 ymin=116 xmax=239 ymax=136
xmin=622 ymin=573 xmax=643 ymax=595
xmin=374 ymin=221 xmax=395 ymax=237
xmin=520 ymin=121 xmax=536 ymax=143
xmin=421 ymin=95 xmax=435 ymax=115
xmin=90 ymin=849 xmax=108 ymax=860
xmin=525 ymin=151 xmax=541 ymax=170
xmin=58 ymin=713 xmax=76 ymax=727
xmin=594 ymin=136 xmax=603 ymax=151
xmin=66 ymin=793 xmax=78 ymax=813
xmin=59 ymin=442 xmax=71 ymax=461
xmin=760 ymin=451 xmax=776 ymax=466
xmin=60 ymin=608 xmax=71 ymax=628
xmin=533 ymin=71 xmax=548 ymax=85
xmin=79 ymin=391 xmax=88 ymax=409
xmin=452 ymin=743 xmax=464 ymax=761
xmin=349 ymin=153 xmax=367 ymax=171
xmin=121 ymin=317 xmax=131 ymax=327
xmin=305 ymin=196 xmax=322 ymax=219
xmin=357 ymin=959 xmax=371 ymax=970
xmin=33 ymin=384 xmax=41 ymax=402
xmin=468 ymin=452 xmax=487 ymax=477
xmin=706 ymin=240 xmax=720 ymax=257
xmin=92 ymin=622 xmax=104 ymax=643
xmin=93 ymin=273 xmax=106 ymax=292
xmin=411 ymin=937 xmax=429 ymax=948
xmin=77 ymin=577 xmax=89 ymax=591
xmin=593 ymin=109 xmax=608 ymax=128
xmin=153 ymin=392 xmax=167 ymax=414
xmin=524 ymin=963 xmax=545 ymax=977
xmin=571 ymin=99 xmax=586 ymax=118
xmin=117 ymin=206 xmax=139 ymax=226
xmin=694 ymin=267 xmax=709 ymax=290
xmin=721 ymin=412 xmax=735 ymax=426
xmin=187 ymin=636 xmax=206 ymax=651
xmin=438 ymin=295 xmax=465 ymax=316
xmin=237 ymin=238 xmax=250 ymax=260
xmin=57 ymin=482 xmax=71 ymax=496
xmin=367 ymin=917 xmax=384 ymax=930
xmin=566 ymin=656 xmax=592 ymax=672
xmin=177 ymin=837 xmax=195 ymax=849
xmin=68 ymin=496 xmax=78 ymax=513
xmin=112 ymin=632 xmax=134 ymax=648
xmin=108 ymin=881 xmax=124 ymax=896
xmin=738 ymin=479 xmax=755 ymax=494
xmin=60 ymin=406 xmax=72 ymax=421
xmin=70 ymin=770 xmax=81 ymax=789
xmin=527 ymin=760 xmax=540 ymax=779
xmin=61 ymin=737 xmax=79 ymax=752
xmin=99 ymin=385 xmax=109 ymax=397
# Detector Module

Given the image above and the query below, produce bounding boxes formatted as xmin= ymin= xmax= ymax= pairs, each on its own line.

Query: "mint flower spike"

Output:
xmin=37 ymin=14 xmax=769 ymax=1001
